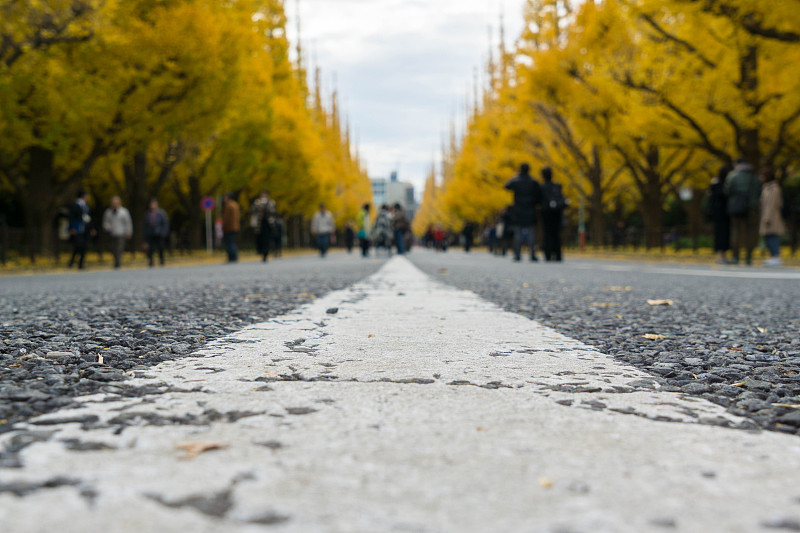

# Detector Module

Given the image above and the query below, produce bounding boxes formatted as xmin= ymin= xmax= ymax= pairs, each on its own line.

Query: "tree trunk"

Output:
xmin=22 ymin=146 xmax=58 ymax=262
xmin=588 ymin=161 xmax=606 ymax=248
xmin=740 ymin=45 xmax=761 ymax=166
xmin=188 ymin=174 xmax=204 ymax=250
xmin=124 ymin=150 xmax=149 ymax=254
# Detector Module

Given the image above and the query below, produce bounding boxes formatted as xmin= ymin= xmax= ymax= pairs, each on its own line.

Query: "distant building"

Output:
xmin=371 ymin=172 xmax=417 ymax=220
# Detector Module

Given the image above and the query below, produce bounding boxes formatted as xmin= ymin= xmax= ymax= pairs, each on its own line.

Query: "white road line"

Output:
xmin=2 ymin=257 xmax=800 ymax=532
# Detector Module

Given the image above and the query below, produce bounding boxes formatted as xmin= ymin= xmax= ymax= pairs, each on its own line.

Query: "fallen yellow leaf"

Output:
xmin=643 ymin=334 xmax=666 ymax=340
xmin=772 ymin=403 xmax=800 ymax=410
xmin=604 ymin=286 xmax=632 ymax=292
xmin=757 ymin=327 xmax=768 ymax=334
xmin=614 ymin=314 xmax=623 ymax=319
xmin=590 ymin=302 xmax=617 ymax=308
xmin=647 ymin=299 xmax=674 ymax=306
xmin=539 ymin=477 xmax=553 ymax=489
xmin=731 ymin=382 xmax=746 ymax=387
xmin=176 ymin=441 xmax=229 ymax=460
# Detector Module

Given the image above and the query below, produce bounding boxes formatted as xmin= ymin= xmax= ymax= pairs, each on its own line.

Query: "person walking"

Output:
xmin=102 ymin=195 xmax=133 ymax=269
xmin=344 ymin=221 xmax=355 ymax=253
xmin=251 ymin=190 xmax=277 ymax=262
xmin=67 ymin=190 xmax=94 ymax=269
xmin=222 ymin=194 xmax=240 ymax=263
xmin=392 ymin=203 xmax=410 ymax=255
xmin=357 ymin=203 xmax=372 ymax=257
xmin=540 ymin=167 xmax=566 ymax=261
xmin=372 ymin=205 xmax=393 ymax=256
xmin=311 ymin=203 xmax=335 ymax=257
xmin=724 ymin=158 xmax=761 ymax=265
xmin=462 ymin=221 xmax=475 ymax=253
xmin=504 ymin=163 xmax=543 ymax=262
xmin=144 ymin=198 xmax=169 ymax=267
xmin=706 ymin=165 xmax=732 ymax=264
xmin=759 ymin=166 xmax=786 ymax=267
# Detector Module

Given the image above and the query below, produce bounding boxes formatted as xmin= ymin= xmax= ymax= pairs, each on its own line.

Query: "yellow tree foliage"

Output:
xmin=0 ymin=0 xmax=370 ymax=255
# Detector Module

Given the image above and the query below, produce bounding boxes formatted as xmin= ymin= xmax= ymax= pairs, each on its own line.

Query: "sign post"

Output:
xmin=201 ymin=196 xmax=216 ymax=254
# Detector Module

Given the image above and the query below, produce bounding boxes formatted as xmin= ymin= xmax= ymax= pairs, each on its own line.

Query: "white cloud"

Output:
xmin=288 ymin=0 xmax=528 ymax=195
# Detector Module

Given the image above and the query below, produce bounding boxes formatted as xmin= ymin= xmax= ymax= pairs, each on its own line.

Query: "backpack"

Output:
xmin=544 ymin=183 xmax=567 ymax=211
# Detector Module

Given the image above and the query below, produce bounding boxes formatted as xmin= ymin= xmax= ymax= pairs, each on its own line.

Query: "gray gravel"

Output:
xmin=0 ymin=255 xmax=385 ymax=431
xmin=410 ymin=251 xmax=800 ymax=435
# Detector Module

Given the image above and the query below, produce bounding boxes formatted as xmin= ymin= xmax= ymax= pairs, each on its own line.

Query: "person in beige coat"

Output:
xmin=759 ymin=167 xmax=786 ymax=266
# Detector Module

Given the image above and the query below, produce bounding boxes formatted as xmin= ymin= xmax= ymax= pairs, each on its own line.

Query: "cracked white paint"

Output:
xmin=2 ymin=256 xmax=800 ymax=532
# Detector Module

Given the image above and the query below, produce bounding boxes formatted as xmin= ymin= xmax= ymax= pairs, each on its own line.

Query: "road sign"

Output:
xmin=201 ymin=196 xmax=216 ymax=211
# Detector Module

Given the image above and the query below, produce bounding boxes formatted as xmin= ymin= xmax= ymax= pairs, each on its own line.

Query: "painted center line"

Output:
xmin=2 ymin=257 xmax=800 ymax=532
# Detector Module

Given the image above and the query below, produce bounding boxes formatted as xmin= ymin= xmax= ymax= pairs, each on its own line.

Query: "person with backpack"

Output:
xmin=504 ymin=163 xmax=543 ymax=262
xmin=759 ymin=166 xmax=786 ymax=267
xmin=724 ymin=158 xmax=761 ymax=265
xmin=540 ymin=167 xmax=566 ymax=261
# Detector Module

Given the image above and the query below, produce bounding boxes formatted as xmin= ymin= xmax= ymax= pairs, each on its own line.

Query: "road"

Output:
xmin=1 ymin=250 xmax=800 ymax=532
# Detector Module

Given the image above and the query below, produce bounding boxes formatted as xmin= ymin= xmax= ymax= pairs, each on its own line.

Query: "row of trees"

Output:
xmin=0 ymin=0 xmax=371 ymax=258
xmin=413 ymin=0 xmax=800 ymax=248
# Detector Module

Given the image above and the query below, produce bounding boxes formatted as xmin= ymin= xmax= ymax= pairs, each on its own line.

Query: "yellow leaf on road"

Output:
xmin=647 ymin=299 xmax=674 ymax=306
xmin=176 ymin=441 xmax=229 ymax=460
xmin=604 ymin=286 xmax=632 ymax=292
xmin=643 ymin=334 xmax=666 ymax=340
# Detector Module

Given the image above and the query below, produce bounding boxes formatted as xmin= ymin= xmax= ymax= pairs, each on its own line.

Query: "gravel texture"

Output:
xmin=410 ymin=250 xmax=800 ymax=436
xmin=0 ymin=255 xmax=385 ymax=432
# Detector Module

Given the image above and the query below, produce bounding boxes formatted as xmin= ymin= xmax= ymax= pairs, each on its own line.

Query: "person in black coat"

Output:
xmin=143 ymin=198 xmax=169 ymax=267
xmin=540 ymin=167 xmax=565 ymax=261
xmin=707 ymin=164 xmax=732 ymax=264
xmin=67 ymin=190 xmax=94 ymax=269
xmin=504 ymin=163 xmax=542 ymax=261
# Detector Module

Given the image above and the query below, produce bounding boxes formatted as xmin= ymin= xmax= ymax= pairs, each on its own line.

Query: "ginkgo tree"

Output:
xmin=0 ymin=0 xmax=371 ymax=259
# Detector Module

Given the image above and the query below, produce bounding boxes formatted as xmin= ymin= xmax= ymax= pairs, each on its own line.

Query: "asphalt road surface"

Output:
xmin=1 ymin=249 xmax=800 ymax=532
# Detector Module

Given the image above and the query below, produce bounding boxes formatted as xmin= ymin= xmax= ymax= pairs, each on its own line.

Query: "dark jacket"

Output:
xmin=505 ymin=173 xmax=542 ymax=226
xmin=724 ymin=163 xmax=760 ymax=214
xmin=144 ymin=208 xmax=169 ymax=238
xmin=68 ymin=199 xmax=91 ymax=235
xmin=541 ymin=181 xmax=565 ymax=212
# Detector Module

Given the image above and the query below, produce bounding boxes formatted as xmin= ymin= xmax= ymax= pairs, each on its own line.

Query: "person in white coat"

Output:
xmin=102 ymin=196 xmax=133 ymax=269
xmin=311 ymin=203 xmax=335 ymax=257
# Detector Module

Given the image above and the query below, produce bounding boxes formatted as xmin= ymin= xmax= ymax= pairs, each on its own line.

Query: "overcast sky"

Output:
xmin=287 ymin=0 xmax=527 ymax=197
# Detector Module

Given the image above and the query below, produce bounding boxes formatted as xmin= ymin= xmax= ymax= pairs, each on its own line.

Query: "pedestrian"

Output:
xmin=311 ymin=202 xmax=335 ymax=257
xmin=102 ymin=195 xmax=133 ymax=269
xmin=540 ymin=167 xmax=566 ymax=261
xmin=392 ymin=203 xmax=410 ymax=255
xmin=222 ymin=193 xmax=240 ymax=263
xmin=462 ymin=221 xmax=475 ymax=253
xmin=144 ymin=198 xmax=169 ymax=267
xmin=372 ymin=204 xmax=393 ymax=256
xmin=251 ymin=190 xmax=277 ymax=262
xmin=424 ymin=225 xmax=434 ymax=248
xmin=357 ymin=203 xmax=372 ymax=257
xmin=706 ymin=165 xmax=732 ymax=264
xmin=759 ymin=166 xmax=786 ymax=267
xmin=344 ymin=221 xmax=355 ymax=253
xmin=67 ymin=190 xmax=93 ymax=269
xmin=433 ymin=225 xmax=447 ymax=251
xmin=504 ymin=163 xmax=543 ymax=262
xmin=724 ymin=158 xmax=761 ymax=265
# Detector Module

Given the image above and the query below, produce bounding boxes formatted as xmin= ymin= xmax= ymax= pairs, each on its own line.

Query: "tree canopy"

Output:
xmin=416 ymin=0 xmax=800 ymax=247
xmin=0 ymin=0 xmax=371 ymax=256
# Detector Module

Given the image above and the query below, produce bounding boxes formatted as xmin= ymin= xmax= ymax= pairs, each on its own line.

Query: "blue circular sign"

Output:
xmin=201 ymin=196 xmax=215 ymax=211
